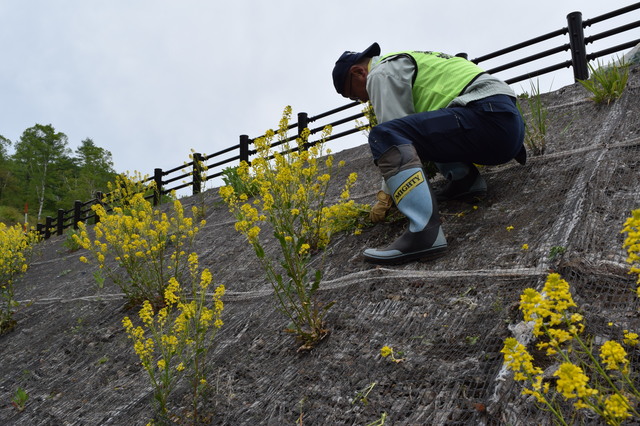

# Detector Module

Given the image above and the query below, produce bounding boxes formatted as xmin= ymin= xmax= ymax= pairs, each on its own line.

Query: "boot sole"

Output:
xmin=363 ymin=245 xmax=448 ymax=265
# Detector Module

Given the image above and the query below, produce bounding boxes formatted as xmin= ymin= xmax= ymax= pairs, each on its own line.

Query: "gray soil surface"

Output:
xmin=1 ymin=67 xmax=640 ymax=425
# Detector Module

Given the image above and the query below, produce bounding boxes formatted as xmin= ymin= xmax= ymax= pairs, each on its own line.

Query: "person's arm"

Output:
xmin=366 ymin=55 xmax=416 ymax=123
xmin=366 ymin=55 xmax=417 ymax=222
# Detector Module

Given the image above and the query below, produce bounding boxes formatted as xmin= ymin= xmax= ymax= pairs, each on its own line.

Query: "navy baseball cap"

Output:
xmin=332 ymin=42 xmax=380 ymax=96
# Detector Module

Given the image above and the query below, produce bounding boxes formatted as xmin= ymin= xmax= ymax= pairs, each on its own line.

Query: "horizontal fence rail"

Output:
xmin=471 ymin=3 xmax=640 ymax=84
xmin=37 ymin=3 xmax=640 ymax=239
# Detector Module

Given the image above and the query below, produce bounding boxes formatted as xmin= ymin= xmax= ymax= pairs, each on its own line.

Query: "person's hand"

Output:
xmin=369 ymin=190 xmax=393 ymax=223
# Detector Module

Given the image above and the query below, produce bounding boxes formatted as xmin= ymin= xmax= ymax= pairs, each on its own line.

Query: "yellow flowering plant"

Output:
xmin=622 ymin=209 xmax=640 ymax=292
xmin=503 ymin=268 xmax=640 ymax=425
xmin=184 ymin=149 xmax=211 ymax=222
xmin=74 ymin=176 xmax=205 ymax=307
xmin=103 ymin=171 xmax=154 ymax=209
xmin=355 ymin=101 xmax=377 ymax=138
xmin=187 ymin=149 xmax=209 ymax=189
xmin=123 ymin=253 xmax=225 ymax=423
xmin=380 ymin=345 xmax=405 ymax=363
xmin=220 ymin=106 xmax=368 ymax=350
xmin=221 ymin=165 xmax=259 ymax=199
xmin=0 ymin=223 xmax=40 ymax=333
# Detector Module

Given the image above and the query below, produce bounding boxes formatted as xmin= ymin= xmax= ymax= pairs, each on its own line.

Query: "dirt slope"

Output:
xmin=1 ymin=67 xmax=640 ymax=425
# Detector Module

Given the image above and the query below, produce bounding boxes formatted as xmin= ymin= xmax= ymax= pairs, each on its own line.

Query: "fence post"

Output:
xmin=192 ymin=152 xmax=204 ymax=195
xmin=567 ymin=11 xmax=589 ymax=81
xmin=240 ymin=134 xmax=250 ymax=165
xmin=45 ymin=216 xmax=53 ymax=240
xmin=153 ymin=168 xmax=163 ymax=206
xmin=297 ymin=112 xmax=309 ymax=149
xmin=73 ymin=200 xmax=82 ymax=230
xmin=94 ymin=191 xmax=103 ymax=224
xmin=56 ymin=209 xmax=65 ymax=236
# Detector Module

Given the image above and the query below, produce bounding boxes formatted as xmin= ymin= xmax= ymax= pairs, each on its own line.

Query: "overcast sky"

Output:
xmin=1 ymin=1 xmax=638 ymax=189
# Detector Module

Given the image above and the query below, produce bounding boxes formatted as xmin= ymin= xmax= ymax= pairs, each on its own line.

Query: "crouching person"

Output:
xmin=332 ymin=43 xmax=525 ymax=264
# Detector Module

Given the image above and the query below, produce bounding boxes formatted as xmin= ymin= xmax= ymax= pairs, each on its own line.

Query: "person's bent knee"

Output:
xmin=377 ymin=145 xmax=422 ymax=180
xmin=368 ymin=123 xmax=413 ymax=162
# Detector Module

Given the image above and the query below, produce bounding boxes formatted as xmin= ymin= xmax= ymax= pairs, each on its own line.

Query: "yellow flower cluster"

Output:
xmin=501 ymin=338 xmax=543 ymax=382
xmin=74 ymin=186 xmax=205 ymax=305
xmin=501 ymin=337 xmax=550 ymax=404
xmin=622 ymin=209 xmax=640 ymax=289
xmin=501 ymin=338 xmax=599 ymax=408
xmin=122 ymin=313 xmax=155 ymax=365
xmin=122 ymin=254 xmax=225 ymax=418
xmin=519 ymin=273 xmax=584 ymax=355
xmin=219 ymin=106 xmax=365 ymax=252
xmin=318 ymin=196 xmax=369 ymax=244
xmin=380 ymin=345 xmax=404 ymax=363
xmin=103 ymin=171 xmax=154 ymax=209
xmin=380 ymin=345 xmax=393 ymax=358
xmin=0 ymin=223 xmax=39 ymax=332
xmin=502 ymin=213 xmax=640 ymax=424
xmin=599 ymin=340 xmax=629 ymax=373
xmin=505 ymin=270 xmax=640 ymax=424
xmin=0 ymin=223 xmax=37 ymax=286
xmin=623 ymin=330 xmax=639 ymax=346
xmin=603 ymin=394 xmax=632 ymax=422
xmin=554 ymin=362 xmax=598 ymax=402
xmin=354 ymin=101 xmax=378 ymax=138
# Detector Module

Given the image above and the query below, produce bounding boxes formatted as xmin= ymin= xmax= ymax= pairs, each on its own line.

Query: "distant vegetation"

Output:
xmin=0 ymin=124 xmax=117 ymax=225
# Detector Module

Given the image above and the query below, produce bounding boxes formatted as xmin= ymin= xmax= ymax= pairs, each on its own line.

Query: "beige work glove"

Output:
xmin=369 ymin=190 xmax=394 ymax=223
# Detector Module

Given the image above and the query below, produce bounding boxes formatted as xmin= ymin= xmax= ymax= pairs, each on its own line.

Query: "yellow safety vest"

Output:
xmin=377 ymin=51 xmax=485 ymax=112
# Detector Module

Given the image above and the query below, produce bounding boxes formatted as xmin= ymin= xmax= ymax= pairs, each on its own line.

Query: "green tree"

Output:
xmin=0 ymin=135 xmax=13 ymax=204
xmin=11 ymin=124 xmax=71 ymax=222
xmin=76 ymin=138 xmax=116 ymax=193
xmin=0 ymin=135 xmax=9 ymax=160
xmin=59 ymin=138 xmax=116 ymax=205
xmin=0 ymin=135 xmax=22 ymax=224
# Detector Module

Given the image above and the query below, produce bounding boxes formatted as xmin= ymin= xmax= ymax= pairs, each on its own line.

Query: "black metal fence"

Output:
xmin=38 ymin=3 xmax=640 ymax=239
xmin=471 ymin=3 xmax=640 ymax=84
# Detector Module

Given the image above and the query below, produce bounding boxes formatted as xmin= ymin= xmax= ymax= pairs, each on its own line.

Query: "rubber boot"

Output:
xmin=363 ymin=145 xmax=447 ymax=265
xmin=434 ymin=162 xmax=486 ymax=203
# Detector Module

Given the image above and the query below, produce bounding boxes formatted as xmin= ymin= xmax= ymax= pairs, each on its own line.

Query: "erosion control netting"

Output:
xmin=1 ymin=68 xmax=640 ymax=426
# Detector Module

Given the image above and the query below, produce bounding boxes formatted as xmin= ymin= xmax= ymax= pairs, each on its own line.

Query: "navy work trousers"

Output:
xmin=367 ymin=95 xmax=525 ymax=166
